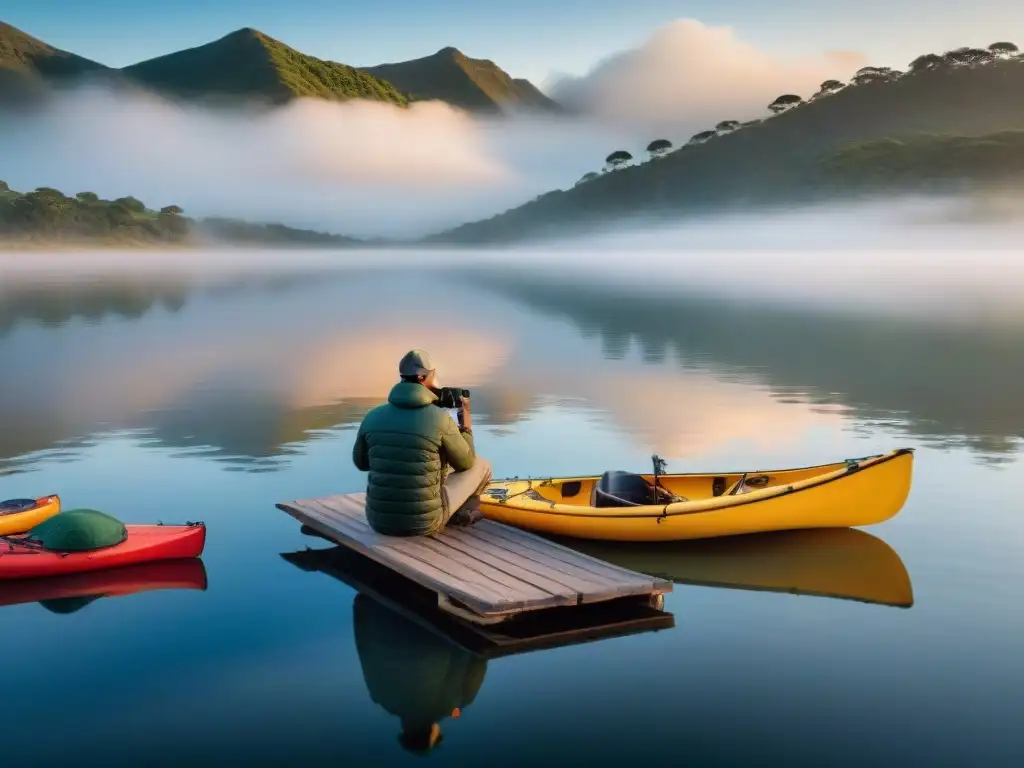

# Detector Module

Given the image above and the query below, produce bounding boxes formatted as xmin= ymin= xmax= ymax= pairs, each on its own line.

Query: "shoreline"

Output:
xmin=0 ymin=239 xmax=194 ymax=252
xmin=0 ymin=238 xmax=372 ymax=252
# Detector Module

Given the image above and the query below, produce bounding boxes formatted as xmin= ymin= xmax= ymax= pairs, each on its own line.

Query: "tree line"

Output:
xmin=576 ymin=41 xmax=1021 ymax=186
xmin=0 ymin=180 xmax=189 ymax=243
xmin=0 ymin=181 xmax=359 ymax=247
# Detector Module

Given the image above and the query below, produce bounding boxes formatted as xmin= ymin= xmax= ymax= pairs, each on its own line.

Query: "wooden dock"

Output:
xmin=276 ymin=493 xmax=672 ymax=625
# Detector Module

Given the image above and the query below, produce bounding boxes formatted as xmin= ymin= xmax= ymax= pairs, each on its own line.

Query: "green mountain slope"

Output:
xmin=1 ymin=23 xmax=553 ymax=114
xmin=0 ymin=22 xmax=114 ymax=102
xmin=0 ymin=22 xmax=109 ymax=77
xmin=820 ymin=130 xmax=1024 ymax=190
xmin=430 ymin=53 xmax=1024 ymax=243
xmin=361 ymin=46 xmax=559 ymax=113
xmin=122 ymin=28 xmax=408 ymax=106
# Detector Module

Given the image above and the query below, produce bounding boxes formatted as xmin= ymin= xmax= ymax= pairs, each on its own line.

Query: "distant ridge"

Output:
xmin=1 ymin=21 xmax=559 ymax=116
xmin=0 ymin=22 xmax=109 ymax=77
xmin=0 ymin=21 xmax=117 ymax=103
xmin=121 ymin=27 xmax=408 ymax=106
xmin=428 ymin=51 xmax=1024 ymax=243
xmin=361 ymin=46 xmax=560 ymax=113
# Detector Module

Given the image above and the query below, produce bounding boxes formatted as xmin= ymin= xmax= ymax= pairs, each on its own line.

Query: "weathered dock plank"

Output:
xmin=322 ymin=496 xmax=623 ymax=598
xmin=276 ymin=492 xmax=672 ymax=624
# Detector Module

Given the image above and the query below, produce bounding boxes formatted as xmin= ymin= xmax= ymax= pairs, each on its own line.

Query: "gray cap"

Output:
xmin=398 ymin=349 xmax=435 ymax=377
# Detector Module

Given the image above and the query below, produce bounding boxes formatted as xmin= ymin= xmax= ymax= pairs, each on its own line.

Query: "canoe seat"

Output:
xmin=592 ymin=471 xmax=686 ymax=508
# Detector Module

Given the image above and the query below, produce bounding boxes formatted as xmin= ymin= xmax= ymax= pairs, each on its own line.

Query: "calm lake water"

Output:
xmin=1 ymin=250 xmax=1023 ymax=766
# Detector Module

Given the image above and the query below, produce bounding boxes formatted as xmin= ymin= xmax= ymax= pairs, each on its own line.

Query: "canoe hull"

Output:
xmin=0 ymin=523 xmax=207 ymax=580
xmin=480 ymin=449 xmax=914 ymax=542
xmin=0 ymin=495 xmax=60 ymax=536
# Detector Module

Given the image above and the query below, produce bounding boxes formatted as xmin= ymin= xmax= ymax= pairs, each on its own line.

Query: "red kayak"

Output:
xmin=0 ymin=523 xmax=206 ymax=580
xmin=0 ymin=558 xmax=208 ymax=607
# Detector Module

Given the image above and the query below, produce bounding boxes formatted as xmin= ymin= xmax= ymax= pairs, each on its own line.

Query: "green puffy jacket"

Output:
xmin=352 ymin=381 xmax=476 ymax=535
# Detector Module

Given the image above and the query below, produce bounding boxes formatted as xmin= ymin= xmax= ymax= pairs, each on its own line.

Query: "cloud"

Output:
xmin=547 ymin=18 xmax=867 ymax=135
xmin=0 ymin=84 xmax=624 ymax=239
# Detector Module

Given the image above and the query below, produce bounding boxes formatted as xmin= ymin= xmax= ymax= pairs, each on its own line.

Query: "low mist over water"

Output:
xmin=6 ymin=197 xmax=1024 ymax=322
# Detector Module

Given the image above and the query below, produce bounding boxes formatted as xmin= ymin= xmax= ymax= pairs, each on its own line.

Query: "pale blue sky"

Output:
xmin=5 ymin=0 xmax=1023 ymax=88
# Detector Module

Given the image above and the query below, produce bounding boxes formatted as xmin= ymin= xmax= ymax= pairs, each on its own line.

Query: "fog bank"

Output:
xmin=0 ymin=85 xmax=628 ymax=239
xmin=4 ymin=197 xmax=1024 ymax=325
xmin=0 ymin=17 xmax=874 ymax=239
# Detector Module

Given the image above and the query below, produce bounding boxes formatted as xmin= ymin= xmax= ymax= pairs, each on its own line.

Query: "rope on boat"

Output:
xmin=492 ymin=476 xmax=556 ymax=505
xmin=0 ymin=534 xmax=67 ymax=556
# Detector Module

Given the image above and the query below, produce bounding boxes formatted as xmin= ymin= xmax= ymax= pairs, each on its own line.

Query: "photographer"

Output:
xmin=352 ymin=349 xmax=492 ymax=536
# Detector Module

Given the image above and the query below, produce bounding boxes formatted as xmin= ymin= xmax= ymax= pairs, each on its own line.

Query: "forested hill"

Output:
xmin=429 ymin=43 xmax=1024 ymax=243
xmin=0 ymin=181 xmax=361 ymax=248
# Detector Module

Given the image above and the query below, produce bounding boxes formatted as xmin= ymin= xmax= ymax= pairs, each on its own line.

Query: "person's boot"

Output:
xmin=449 ymin=495 xmax=483 ymax=527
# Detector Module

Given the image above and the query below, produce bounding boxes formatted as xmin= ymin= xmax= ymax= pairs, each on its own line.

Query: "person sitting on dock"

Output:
xmin=352 ymin=349 xmax=492 ymax=536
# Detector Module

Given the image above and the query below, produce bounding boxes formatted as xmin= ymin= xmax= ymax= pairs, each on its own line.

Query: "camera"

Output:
xmin=434 ymin=386 xmax=470 ymax=409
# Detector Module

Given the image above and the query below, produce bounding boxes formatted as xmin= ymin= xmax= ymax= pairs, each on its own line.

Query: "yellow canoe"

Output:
xmin=0 ymin=495 xmax=61 ymax=536
xmin=563 ymin=528 xmax=913 ymax=607
xmin=480 ymin=448 xmax=913 ymax=542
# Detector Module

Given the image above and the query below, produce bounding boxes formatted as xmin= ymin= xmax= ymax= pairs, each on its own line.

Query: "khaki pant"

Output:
xmin=440 ymin=457 xmax=493 ymax=527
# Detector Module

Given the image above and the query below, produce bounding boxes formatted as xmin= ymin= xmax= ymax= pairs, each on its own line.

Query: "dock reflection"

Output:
xmin=281 ymin=540 xmax=675 ymax=751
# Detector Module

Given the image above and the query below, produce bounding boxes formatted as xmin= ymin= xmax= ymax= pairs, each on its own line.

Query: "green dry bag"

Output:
xmin=27 ymin=508 xmax=128 ymax=551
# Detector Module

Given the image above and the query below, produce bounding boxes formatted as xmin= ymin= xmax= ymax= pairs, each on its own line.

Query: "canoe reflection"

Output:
xmin=354 ymin=591 xmax=485 ymax=755
xmin=562 ymin=527 xmax=913 ymax=608
xmin=0 ymin=558 xmax=209 ymax=614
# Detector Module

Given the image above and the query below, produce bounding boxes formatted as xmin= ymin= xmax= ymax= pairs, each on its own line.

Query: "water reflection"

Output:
xmin=2 ymin=257 xmax=1021 ymax=766
xmin=564 ymin=528 xmax=913 ymax=608
xmin=1 ymin=263 xmax=1022 ymax=474
xmin=281 ymin=544 xmax=491 ymax=754
xmin=282 ymin=540 xmax=674 ymax=755
xmin=467 ymin=269 xmax=1024 ymax=465
xmin=0 ymin=270 xmax=323 ymax=336
xmin=0 ymin=558 xmax=208 ymax=613
xmin=353 ymin=591 xmax=486 ymax=755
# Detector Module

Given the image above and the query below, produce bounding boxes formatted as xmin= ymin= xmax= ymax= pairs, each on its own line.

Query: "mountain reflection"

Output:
xmin=0 ymin=278 xmax=189 ymax=335
xmin=0 ymin=271 xmax=516 ymax=471
xmin=0 ymin=270 xmax=326 ymax=337
xmin=467 ymin=269 xmax=1024 ymax=464
xmin=1 ymin=263 xmax=1021 ymax=471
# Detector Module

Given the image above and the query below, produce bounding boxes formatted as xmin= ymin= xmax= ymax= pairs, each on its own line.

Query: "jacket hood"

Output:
xmin=388 ymin=381 xmax=438 ymax=409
